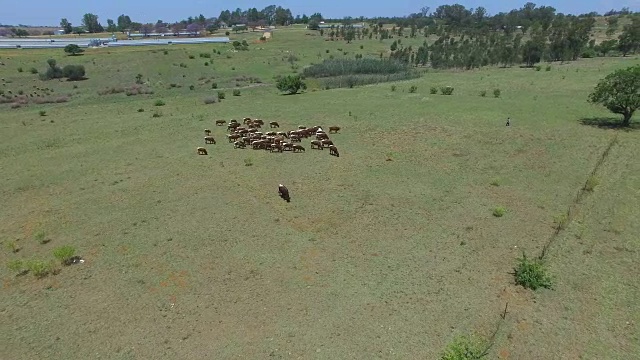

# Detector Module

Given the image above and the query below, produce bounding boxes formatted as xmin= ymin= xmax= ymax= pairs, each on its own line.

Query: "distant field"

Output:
xmin=0 ymin=25 xmax=638 ymax=359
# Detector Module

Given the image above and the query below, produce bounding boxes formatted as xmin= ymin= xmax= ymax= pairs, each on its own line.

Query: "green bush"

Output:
xmin=39 ymin=110 xmax=47 ymax=117
xmin=188 ymin=54 xmax=195 ymax=59
xmin=244 ymin=158 xmax=253 ymax=166
xmin=62 ymin=64 xmax=86 ymax=81
xmin=514 ymin=253 xmax=553 ymax=290
xmin=5 ymin=240 xmax=20 ymax=253
xmin=535 ymin=65 xmax=542 ymax=71
xmin=430 ymin=87 xmax=438 ymax=94
xmin=211 ymin=82 xmax=218 ymax=89
xmin=154 ymin=99 xmax=165 ymax=106
xmin=7 ymin=259 xmax=25 ymax=274
xmin=276 ymin=74 xmax=307 ymax=94
xmin=583 ymin=175 xmax=599 ymax=192
xmin=440 ymin=334 xmax=488 ymax=360
xmin=545 ymin=65 xmax=551 ymax=71
xmin=27 ymin=259 xmax=52 ymax=278
xmin=163 ymin=50 xmax=168 ymax=55
xmin=29 ymin=67 xmax=38 ymax=74
xmin=34 ymin=230 xmax=47 ymax=243
xmin=553 ymin=213 xmax=569 ymax=230
xmin=440 ymin=86 xmax=454 ymax=95
xmin=480 ymin=90 xmax=487 ymax=97
xmin=489 ymin=178 xmax=500 ymax=186
xmin=217 ymin=91 xmax=226 ymax=100
xmin=493 ymin=88 xmax=501 ymax=98
xmin=17 ymin=67 xmax=23 ymax=73
xmin=391 ymin=85 xmax=396 ymax=91
xmin=53 ymin=245 xmax=76 ymax=265
xmin=199 ymin=52 xmax=211 ymax=58
xmin=189 ymin=85 xmax=195 ymax=91
xmin=318 ymin=72 xmax=418 ymax=89
xmin=409 ymin=85 xmax=417 ymax=93
xmin=137 ymin=108 xmax=145 ymax=112
xmin=152 ymin=111 xmax=162 ymax=118
xmin=64 ymin=44 xmax=84 ymax=56
xmin=493 ymin=206 xmax=506 ymax=217
xmin=232 ymin=89 xmax=241 ymax=96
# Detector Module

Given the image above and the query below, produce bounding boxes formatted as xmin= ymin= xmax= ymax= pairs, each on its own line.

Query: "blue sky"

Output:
xmin=1 ymin=0 xmax=638 ymax=26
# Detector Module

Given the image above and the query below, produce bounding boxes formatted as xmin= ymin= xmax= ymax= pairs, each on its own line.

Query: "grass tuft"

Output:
xmin=440 ymin=334 xmax=488 ymax=360
xmin=493 ymin=206 xmax=506 ymax=217
xmin=514 ymin=252 xmax=553 ymax=290
xmin=53 ymin=245 xmax=76 ymax=265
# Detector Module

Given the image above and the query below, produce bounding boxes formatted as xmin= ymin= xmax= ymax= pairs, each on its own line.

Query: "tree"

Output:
xmin=596 ymin=39 xmax=618 ymax=56
xmin=521 ymin=36 xmax=545 ymax=67
xmin=64 ymin=44 xmax=84 ymax=56
xmin=276 ymin=75 xmax=307 ymax=94
xmin=588 ymin=65 xmax=640 ymax=127
xmin=82 ymin=13 xmax=104 ymax=33
xmin=140 ymin=23 xmax=153 ymax=36
xmin=72 ymin=27 xmax=84 ymax=35
xmin=60 ymin=18 xmax=73 ymax=34
xmin=186 ymin=23 xmax=202 ymax=36
xmin=117 ymin=14 xmax=132 ymax=33
xmin=106 ymin=19 xmax=117 ymax=33
xmin=617 ymin=16 xmax=640 ymax=56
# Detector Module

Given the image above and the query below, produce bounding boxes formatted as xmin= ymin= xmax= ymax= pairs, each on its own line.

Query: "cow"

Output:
xmin=292 ymin=144 xmax=305 ymax=152
xmin=311 ymin=140 xmax=324 ymax=150
xmin=227 ymin=134 xmax=241 ymax=143
xmin=243 ymin=117 xmax=252 ymax=124
xmin=204 ymin=129 xmax=211 ymax=136
xmin=205 ymin=136 xmax=216 ymax=144
xmin=290 ymin=135 xmax=301 ymax=142
xmin=234 ymin=141 xmax=246 ymax=149
xmin=228 ymin=123 xmax=240 ymax=131
xmin=269 ymin=121 xmax=280 ymax=128
xmin=316 ymin=133 xmax=330 ymax=141
xmin=282 ymin=143 xmax=294 ymax=151
xmin=254 ymin=119 xmax=264 ymax=126
xmin=329 ymin=126 xmax=341 ymax=133
xmin=321 ymin=139 xmax=334 ymax=148
xmin=216 ymin=120 xmax=226 ymax=126
xmin=278 ymin=184 xmax=291 ymax=202
xmin=197 ymin=147 xmax=208 ymax=155
xmin=329 ymin=145 xmax=339 ymax=157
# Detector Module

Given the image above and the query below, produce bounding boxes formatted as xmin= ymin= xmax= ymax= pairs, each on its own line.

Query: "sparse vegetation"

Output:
xmin=441 ymin=334 xmax=488 ymax=360
xmin=39 ymin=110 xmax=47 ymax=117
xmin=244 ymin=158 xmax=253 ymax=166
xmin=409 ymin=85 xmax=417 ymax=93
xmin=584 ymin=175 xmax=599 ymax=192
xmin=232 ymin=89 xmax=241 ymax=96
xmin=514 ymin=253 xmax=553 ymax=290
xmin=53 ymin=245 xmax=76 ymax=265
xmin=5 ymin=240 xmax=20 ymax=253
xmin=441 ymin=86 xmax=454 ymax=95
xmin=154 ymin=99 xmax=166 ymax=106
xmin=493 ymin=206 xmax=506 ymax=217
xmin=480 ymin=90 xmax=487 ymax=97
xmin=493 ymin=88 xmax=501 ymax=98
xmin=217 ymin=91 xmax=226 ymax=100
xmin=430 ymin=87 xmax=438 ymax=94
xmin=26 ymin=259 xmax=52 ymax=278
xmin=203 ymin=97 xmax=216 ymax=104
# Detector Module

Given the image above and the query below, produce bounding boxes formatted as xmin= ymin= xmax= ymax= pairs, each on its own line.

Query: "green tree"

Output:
xmin=64 ymin=44 xmax=84 ymax=56
xmin=117 ymin=14 xmax=132 ymax=33
xmin=588 ymin=65 xmax=640 ymax=127
xmin=521 ymin=37 xmax=545 ymax=67
xmin=596 ymin=39 xmax=618 ymax=56
xmin=62 ymin=64 xmax=86 ymax=81
xmin=276 ymin=74 xmax=307 ymax=94
xmin=106 ymin=19 xmax=117 ymax=33
xmin=82 ymin=13 xmax=104 ymax=33
xmin=618 ymin=16 xmax=640 ymax=56
xmin=60 ymin=18 xmax=73 ymax=34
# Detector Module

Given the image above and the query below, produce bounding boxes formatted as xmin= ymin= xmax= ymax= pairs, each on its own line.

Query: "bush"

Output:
xmin=27 ymin=259 xmax=52 ymax=278
xmin=163 ymin=50 xmax=168 ymax=55
xmin=204 ymin=62 xmax=209 ymax=66
xmin=5 ymin=240 xmax=20 ymax=253
xmin=225 ymin=31 xmax=230 ymax=36
xmin=430 ymin=87 xmax=438 ymax=94
xmin=152 ymin=111 xmax=162 ymax=118
xmin=39 ymin=110 xmax=46 ymax=117
xmin=535 ymin=65 xmax=542 ymax=71
xmin=203 ymin=97 xmax=216 ymax=104
xmin=232 ymin=89 xmax=241 ymax=96
xmin=584 ymin=175 xmax=599 ymax=192
xmin=189 ymin=85 xmax=195 ymax=91
xmin=244 ymin=158 xmax=253 ymax=166
xmin=53 ymin=245 xmax=76 ymax=265
xmin=211 ymin=82 xmax=218 ymax=89
xmin=62 ymin=64 xmax=86 ymax=81
xmin=17 ymin=67 xmax=23 ymax=73
xmin=303 ymin=58 xmax=409 ymax=78
xmin=199 ymin=52 xmax=211 ymax=58
xmin=188 ymin=54 xmax=195 ymax=59
xmin=217 ymin=91 xmax=226 ymax=100
xmin=514 ymin=252 xmax=553 ymax=290
xmin=276 ymin=74 xmax=307 ymax=94
xmin=7 ymin=259 xmax=25 ymax=274
xmin=98 ymin=86 xmax=125 ymax=95
xmin=137 ymin=108 xmax=145 ymax=112
xmin=391 ymin=85 xmax=396 ymax=91
xmin=29 ymin=67 xmax=38 ymax=74
xmin=409 ymin=85 xmax=417 ymax=93
xmin=154 ymin=100 xmax=165 ymax=106
xmin=440 ymin=86 xmax=454 ymax=95
xmin=490 ymin=178 xmax=500 ymax=186
xmin=553 ymin=214 xmax=569 ymax=230
xmin=440 ymin=334 xmax=488 ymax=360
xmin=493 ymin=88 xmax=501 ymax=98
xmin=480 ymin=90 xmax=487 ymax=97
xmin=493 ymin=206 xmax=506 ymax=217
xmin=64 ymin=44 xmax=84 ymax=56
xmin=545 ymin=65 xmax=551 ymax=71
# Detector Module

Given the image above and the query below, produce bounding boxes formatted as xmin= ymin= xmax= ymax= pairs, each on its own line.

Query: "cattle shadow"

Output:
xmin=578 ymin=117 xmax=639 ymax=131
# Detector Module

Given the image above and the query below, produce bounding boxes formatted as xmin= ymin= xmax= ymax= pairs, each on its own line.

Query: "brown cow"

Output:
xmin=271 ymin=143 xmax=283 ymax=153
xmin=311 ymin=140 xmax=324 ymax=150
xmin=329 ymin=145 xmax=339 ymax=157
xmin=292 ymin=144 xmax=305 ymax=152
xmin=197 ymin=147 xmax=208 ymax=155
xmin=277 ymin=131 xmax=289 ymax=138
xmin=329 ymin=126 xmax=341 ymax=133
xmin=243 ymin=117 xmax=252 ymax=124
xmin=254 ymin=119 xmax=264 ymax=125
xmin=282 ymin=143 xmax=294 ymax=151
xmin=228 ymin=123 xmax=240 ymax=131
xmin=290 ymin=135 xmax=301 ymax=142
xmin=316 ymin=133 xmax=329 ymax=141
xmin=204 ymin=129 xmax=211 ymax=136
xmin=227 ymin=134 xmax=241 ymax=142
xmin=298 ymin=125 xmax=307 ymax=130
xmin=215 ymin=120 xmax=226 ymax=126
xmin=269 ymin=121 xmax=280 ymax=128
xmin=205 ymin=136 xmax=216 ymax=144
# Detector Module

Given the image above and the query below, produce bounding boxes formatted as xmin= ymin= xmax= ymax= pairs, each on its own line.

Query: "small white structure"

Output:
xmin=54 ymin=29 xmax=65 ymax=36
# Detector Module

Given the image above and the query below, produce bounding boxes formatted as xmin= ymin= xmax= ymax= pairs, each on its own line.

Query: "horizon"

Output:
xmin=0 ymin=0 xmax=639 ymax=27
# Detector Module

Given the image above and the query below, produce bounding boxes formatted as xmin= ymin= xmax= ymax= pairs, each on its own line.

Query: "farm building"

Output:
xmin=54 ymin=29 xmax=65 ymax=35
xmin=316 ymin=23 xmax=365 ymax=29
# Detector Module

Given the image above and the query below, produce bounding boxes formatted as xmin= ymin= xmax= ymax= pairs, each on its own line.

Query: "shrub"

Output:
xmin=430 ymin=87 xmax=438 ymax=94
xmin=7 ymin=259 xmax=25 ymax=274
xmin=64 ymin=44 xmax=84 ymax=56
xmin=244 ymin=158 xmax=253 ymax=166
xmin=217 ymin=91 xmax=226 ymax=100
xmin=199 ymin=52 xmax=211 ymax=58
xmin=163 ymin=50 xmax=169 ymax=55
xmin=137 ymin=108 xmax=145 ymax=112
xmin=232 ymin=89 xmax=241 ymax=96
xmin=440 ymin=334 xmax=488 ymax=360
xmin=189 ymin=85 xmax=195 ymax=91
xmin=326 ymin=49 xmax=330 ymax=53
xmin=493 ymin=88 xmax=501 ymax=98
xmin=18 ymin=90 xmax=24 ymax=95
xmin=29 ymin=67 xmax=38 ymax=74
xmin=409 ymin=85 xmax=417 ymax=93
xmin=553 ymin=214 xmax=569 ymax=230
xmin=211 ymin=82 xmax=218 ymax=89
xmin=493 ymin=206 xmax=506 ymax=217
xmin=583 ymin=175 xmax=599 ymax=192
xmin=276 ymin=74 xmax=307 ymax=94
xmin=98 ymin=86 xmax=125 ymax=95
xmin=17 ymin=67 xmax=23 ymax=73
xmin=514 ymin=252 xmax=553 ymax=290
xmin=39 ymin=110 xmax=46 ymax=117
xmin=535 ymin=65 xmax=542 ymax=71
xmin=204 ymin=62 xmax=209 ymax=66
xmin=203 ymin=97 xmax=216 ymax=104
xmin=490 ymin=178 xmax=500 ymax=186
xmin=5 ymin=240 xmax=20 ymax=253
xmin=135 ymin=73 xmax=143 ymax=84
xmin=53 ymin=245 xmax=76 ymax=265
xmin=225 ymin=31 xmax=230 ymax=36
xmin=360 ymin=45 xmax=364 ymax=49
xmin=259 ymin=36 xmax=266 ymax=41
xmin=62 ymin=64 xmax=86 ymax=81
xmin=152 ymin=111 xmax=162 ymax=118
xmin=27 ymin=259 xmax=52 ymax=278
xmin=545 ymin=65 xmax=551 ymax=71
xmin=303 ymin=58 xmax=409 ymax=78
xmin=391 ymin=85 xmax=396 ymax=92
xmin=188 ymin=54 xmax=195 ymax=59
xmin=154 ymin=100 xmax=166 ymax=106
xmin=231 ymin=66 xmax=235 ymax=70
xmin=440 ymin=86 xmax=454 ymax=95
xmin=480 ymin=90 xmax=487 ymax=97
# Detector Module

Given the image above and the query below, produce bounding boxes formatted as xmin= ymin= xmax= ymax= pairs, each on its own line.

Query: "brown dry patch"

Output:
xmin=159 ymin=270 xmax=190 ymax=289
xmin=498 ymin=348 xmax=510 ymax=359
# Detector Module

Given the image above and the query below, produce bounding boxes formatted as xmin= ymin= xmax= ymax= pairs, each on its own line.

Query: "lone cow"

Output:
xmin=278 ymin=184 xmax=290 ymax=202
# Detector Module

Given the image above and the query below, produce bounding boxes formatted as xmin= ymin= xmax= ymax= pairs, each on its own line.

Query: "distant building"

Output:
xmin=315 ymin=23 xmax=365 ymax=29
xmin=54 ymin=29 xmax=65 ymax=35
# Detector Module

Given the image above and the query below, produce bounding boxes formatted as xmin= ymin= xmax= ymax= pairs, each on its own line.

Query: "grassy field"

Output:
xmin=1 ymin=26 xmax=639 ymax=359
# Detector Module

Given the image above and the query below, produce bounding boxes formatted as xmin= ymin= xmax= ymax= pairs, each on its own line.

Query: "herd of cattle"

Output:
xmin=197 ymin=117 xmax=341 ymax=157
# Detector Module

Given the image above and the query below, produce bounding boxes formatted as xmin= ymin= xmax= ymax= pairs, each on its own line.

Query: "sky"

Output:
xmin=0 ymin=0 xmax=638 ymax=26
